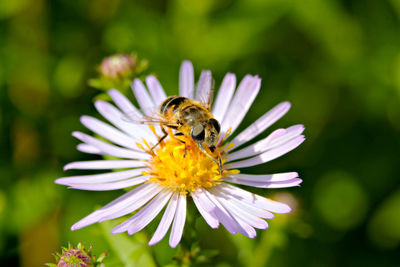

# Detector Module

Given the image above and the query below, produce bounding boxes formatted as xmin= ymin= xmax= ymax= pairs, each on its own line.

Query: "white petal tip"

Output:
xmin=148 ymin=239 xmax=160 ymax=246
xmin=71 ymin=131 xmax=81 ymax=138
xmin=210 ymin=223 xmax=219 ymax=229
xmin=169 ymin=241 xmax=179 ymax=248
xmin=63 ymin=164 xmax=72 ymax=171
xmin=94 ymin=99 xmax=106 ymax=106
xmin=54 ymin=178 xmax=66 ymax=185
xmin=280 ymin=205 xmax=292 ymax=213
xmin=94 ymin=100 xmax=111 ymax=113
xmin=80 ymin=115 xmax=90 ymax=123
xmin=110 ymin=228 xmax=124 ymax=234
xmin=132 ymin=78 xmax=142 ymax=88
xmin=108 ymin=89 xmax=122 ymax=99
xmin=182 ymin=60 xmax=192 ymax=66
xmin=71 ymin=223 xmax=84 ymax=231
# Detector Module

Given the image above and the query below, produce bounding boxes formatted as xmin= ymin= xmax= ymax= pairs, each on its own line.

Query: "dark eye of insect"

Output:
xmin=208 ymin=118 xmax=220 ymax=133
xmin=191 ymin=123 xmax=205 ymax=143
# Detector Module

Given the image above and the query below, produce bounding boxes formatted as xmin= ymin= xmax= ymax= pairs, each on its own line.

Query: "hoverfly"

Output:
xmin=132 ymin=86 xmax=222 ymax=170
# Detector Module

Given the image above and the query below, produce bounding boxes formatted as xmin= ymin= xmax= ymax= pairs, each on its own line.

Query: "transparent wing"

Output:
xmin=198 ymin=78 xmax=215 ymax=111
xmin=206 ymin=78 xmax=216 ymax=111
xmin=122 ymin=111 xmax=179 ymax=128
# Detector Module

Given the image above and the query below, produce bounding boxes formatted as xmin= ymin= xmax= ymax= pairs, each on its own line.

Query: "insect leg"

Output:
xmin=171 ymin=132 xmax=188 ymax=157
xmin=198 ymin=144 xmax=222 ymax=173
xmin=150 ymin=126 xmax=168 ymax=151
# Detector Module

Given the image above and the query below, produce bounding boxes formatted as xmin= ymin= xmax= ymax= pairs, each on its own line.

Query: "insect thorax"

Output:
xmin=160 ymin=96 xmax=211 ymax=127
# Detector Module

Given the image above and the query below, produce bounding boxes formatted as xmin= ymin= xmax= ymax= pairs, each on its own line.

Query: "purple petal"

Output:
xmin=145 ymin=75 xmax=167 ymax=106
xmin=235 ymin=218 xmax=257 ymax=238
xmin=108 ymin=89 xmax=142 ymax=119
xmin=262 ymin=178 xmax=303 ymax=188
xmin=212 ymin=73 xmax=236 ymax=122
xmin=72 ymin=132 xmax=149 ymax=160
xmin=204 ymin=190 xmax=241 ymax=234
xmin=99 ymin=183 xmax=163 ymax=222
xmin=230 ymin=102 xmax=291 ymax=149
xmin=131 ymin=78 xmax=155 ymax=116
xmin=191 ymin=188 xmax=217 ymax=212
xmin=80 ymin=115 xmax=139 ymax=150
xmin=71 ymin=183 xmax=161 ymax=230
xmin=214 ymin=190 xmax=267 ymax=230
xmin=192 ymin=191 xmax=219 ymax=228
xmin=67 ymin=175 xmax=148 ymax=191
xmin=179 ymin=60 xmax=194 ymax=99
xmin=220 ymin=75 xmax=261 ymax=136
xmin=125 ymin=189 xmax=172 ymax=235
xmin=169 ymin=194 xmax=187 ymax=248
xmin=94 ymin=100 xmax=155 ymax=143
xmin=227 ymin=135 xmax=305 ymax=168
xmin=218 ymin=184 xmax=291 ymax=213
xmin=224 ymin=177 xmax=303 ymax=188
xmin=77 ymin=143 xmax=101 ymax=154
xmin=111 ymin=189 xmax=172 ymax=234
xmin=229 ymin=172 xmax=299 ymax=183
xmin=215 ymin=187 xmax=274 ymax=219
xmin=211 ymin=191 xmax=257 ymax=237
xmin=64 ymin=160 xmax=145 ymax=170
xmin=268 ymin=125 xmax=305 ymax=149
xmin=226 ymin=128 xmax=287 ymax=162
xmin=148 ymin=192 xmax=179 ymax=246
xmin=56 ymin=168 xmax=145 ymax=185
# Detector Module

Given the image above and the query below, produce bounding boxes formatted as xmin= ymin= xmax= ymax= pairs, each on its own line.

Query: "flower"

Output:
xmin=46 ymin=242 xmax=107 ymax=267
xmin=56 ymin=61 xmax=305 ymax=248
xmin=99 ymin=54 xmax=136 ymax=79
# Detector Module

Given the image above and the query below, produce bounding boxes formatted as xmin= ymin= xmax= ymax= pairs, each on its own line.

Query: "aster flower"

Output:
xmin=56 ymin=61 xmax=305 ymax=248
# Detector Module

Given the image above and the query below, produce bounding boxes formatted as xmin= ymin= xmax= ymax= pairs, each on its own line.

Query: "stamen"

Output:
xmin=141 ymin=126 xmax=238 ymax=194
xmin=142 ymin=138 xmax=151 ymax=150
xmin=148 ymin=125 xmax=158 ymax=138
xmin=225 ymin=143 xmax=235 ymax=151
xmin=136 ymin=142 xmax=145 ymax=151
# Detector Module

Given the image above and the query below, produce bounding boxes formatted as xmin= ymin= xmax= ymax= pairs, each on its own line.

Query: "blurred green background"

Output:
xmin=1 ymin=0 xmax=400 ymax=266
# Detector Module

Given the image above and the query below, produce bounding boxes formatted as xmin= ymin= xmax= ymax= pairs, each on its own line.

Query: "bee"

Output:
xmin=139 ymin=94 xmax=222 ymax=170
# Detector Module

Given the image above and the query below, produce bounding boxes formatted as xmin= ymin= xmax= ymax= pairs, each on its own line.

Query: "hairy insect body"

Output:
xmin=159 ymin=96 xmax=221 ymax=151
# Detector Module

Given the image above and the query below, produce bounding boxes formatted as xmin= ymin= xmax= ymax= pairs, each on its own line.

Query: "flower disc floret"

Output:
xmin=142 ymin=132 xmax=234 ymax=193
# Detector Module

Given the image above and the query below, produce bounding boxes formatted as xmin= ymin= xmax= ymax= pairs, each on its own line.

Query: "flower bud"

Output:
xmin=47 ymin=242 xmax=107 ymax=267
xmin=99 ymin=54 xmax=136 ymax=79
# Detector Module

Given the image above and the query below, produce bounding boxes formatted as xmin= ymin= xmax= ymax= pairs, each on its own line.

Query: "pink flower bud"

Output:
xmin=99 ymin=54 xmax=136 ymax=79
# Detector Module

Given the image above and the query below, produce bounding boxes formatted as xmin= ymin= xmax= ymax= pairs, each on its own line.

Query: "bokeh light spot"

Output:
xmin=313 ymin=171 xmax=368 ymax=230
xmin=367 ymin=189 xmax=400 ymax=249
xmin=53 ymin=56 xmax=86 ymax=98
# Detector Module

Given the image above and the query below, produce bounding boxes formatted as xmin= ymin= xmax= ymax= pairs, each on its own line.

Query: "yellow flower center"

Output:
xmin=138 ymin=126 xmax=238 ymax=194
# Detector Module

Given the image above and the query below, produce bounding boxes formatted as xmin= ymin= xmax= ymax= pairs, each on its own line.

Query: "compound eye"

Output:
xmin=208 ymin=118 xmax=220 ymax=134
xmin=191 ymin=123 xmax=205 ymax=143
